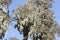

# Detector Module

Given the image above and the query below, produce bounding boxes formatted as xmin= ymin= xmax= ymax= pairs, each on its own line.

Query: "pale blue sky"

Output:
xmin=3 ymin=0 xmax=60 ymax=40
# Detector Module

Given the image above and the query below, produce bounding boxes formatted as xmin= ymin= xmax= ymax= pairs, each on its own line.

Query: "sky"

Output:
xmin=52 ymin=0 xmax=60 ymax=25
xmin=3 ymin=0 xmax=60 ymax=40
xmin=52 ymin=0 xmax=60 ymax=40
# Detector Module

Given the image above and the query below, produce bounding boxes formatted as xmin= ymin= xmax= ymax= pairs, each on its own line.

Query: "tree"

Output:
xmin=0 ymin=0 xmax=11 ymax=39
xmin=13 ymin=5 xmax=32 ymax=40
xmin=13 ymin=0 xmax=59 ymax=40
xmin=56 ymin=26 xmax=60 ymax=36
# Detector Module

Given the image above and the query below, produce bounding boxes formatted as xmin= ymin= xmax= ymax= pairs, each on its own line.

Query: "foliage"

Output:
xmin=0 ymin=0 xmax=11 ymax=39
xmin=0 ymin=0 xmax=12 ymax=5
xmin=13 ymin=0 xmax=59 ymax=40
xmin=0 ymin=0 xmax=60 ymax=40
